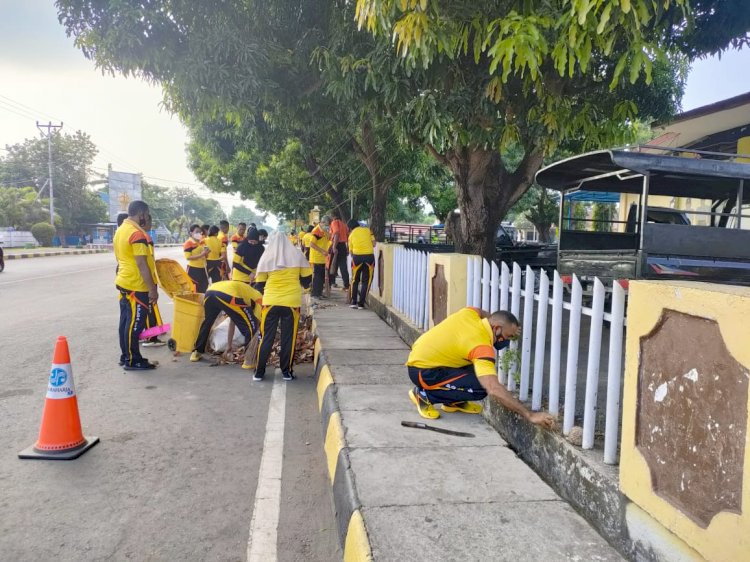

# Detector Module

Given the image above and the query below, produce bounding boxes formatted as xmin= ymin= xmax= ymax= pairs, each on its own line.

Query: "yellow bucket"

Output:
xmin=154 ymin=258 xmax=204 ymax=353
xmin=171 ymin=292 xmax=205 ymax=353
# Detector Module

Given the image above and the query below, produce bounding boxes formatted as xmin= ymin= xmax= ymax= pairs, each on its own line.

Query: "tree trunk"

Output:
xmin=440 ymin=145 xmax=544 ymax=260
xmin=301 ymin=151 xmax=349 ymax=221
xmin=353 ymin=119 xmax=392 ymax=242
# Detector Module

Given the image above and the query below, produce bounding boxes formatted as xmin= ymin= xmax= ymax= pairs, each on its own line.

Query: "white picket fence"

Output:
xmin=382 ymin=245 xmax=627 ymax=465
xmin=391 ymin=246 xmax=430 ymax=331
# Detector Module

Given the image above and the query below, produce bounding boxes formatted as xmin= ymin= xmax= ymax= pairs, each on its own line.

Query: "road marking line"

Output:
xmin=0 ymin=265 xmax=113 ymax=286
xmin=247 ymin=380 xmax=286 ymax=562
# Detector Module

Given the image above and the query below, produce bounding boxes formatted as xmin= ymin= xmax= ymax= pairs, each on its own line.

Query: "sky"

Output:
xmin=0 ymin=1 xmax=749 ymax=220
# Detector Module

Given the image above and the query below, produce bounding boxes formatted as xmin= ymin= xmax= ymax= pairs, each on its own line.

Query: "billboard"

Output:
xmin=108 ymin=171 xmax=142 ymax=221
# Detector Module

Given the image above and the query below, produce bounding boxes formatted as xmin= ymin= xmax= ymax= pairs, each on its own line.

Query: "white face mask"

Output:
xmin=192 ymin=232 xmax=203 ymax=241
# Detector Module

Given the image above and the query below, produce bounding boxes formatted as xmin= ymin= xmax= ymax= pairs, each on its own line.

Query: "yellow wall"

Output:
xmin=621 ymin=280 xmax=750 ymax=561
xmin=372 ymin=243 xmax=395 ymax=307
xmin=738 ymin=136 xmax=750 ymax=163
xmin=427 ymin=253 xmax=469 ymax=328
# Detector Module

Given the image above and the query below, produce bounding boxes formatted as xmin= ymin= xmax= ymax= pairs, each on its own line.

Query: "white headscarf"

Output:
xmin=256 ymin=231 xmax=311 ymax=273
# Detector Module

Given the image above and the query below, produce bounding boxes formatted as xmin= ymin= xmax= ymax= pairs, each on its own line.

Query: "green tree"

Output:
xmin=592 ymin=203 xmax=616 ymax=232
xmin=346 ymin=0 xmax=699 ymax=257
xmin=524 ymin=188 xmax=560 ymax=243
xmin=0 ymin=131 xmax=106 ymax=230
xmin=0 ymin=186 xmax=50 ymax=229
xmin=142 ymin=181 xmax=179 ymax=227
xmin=228 ymin=205 xmax=266 ymax=227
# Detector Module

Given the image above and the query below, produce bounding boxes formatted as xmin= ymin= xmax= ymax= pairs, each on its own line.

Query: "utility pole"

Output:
xmin=36 ymin=121 xmax=63 ymax=225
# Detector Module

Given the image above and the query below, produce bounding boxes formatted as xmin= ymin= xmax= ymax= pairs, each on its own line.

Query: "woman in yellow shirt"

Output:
xmin=252 ymin=232 xmax=312 ymax=381
xmin=205 ymin=225 xmax=225 ymax=283
xmin=183 ymin=223 xmax=210 ymax=293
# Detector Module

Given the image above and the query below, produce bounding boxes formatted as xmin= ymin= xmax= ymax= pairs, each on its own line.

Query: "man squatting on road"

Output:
xmin=407 ymin=307 xmax=557 ymax=429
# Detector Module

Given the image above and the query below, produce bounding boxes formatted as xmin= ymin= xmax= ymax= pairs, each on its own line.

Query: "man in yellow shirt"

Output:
xmin=113 ymin=200 xmax=159 ymax=370
xmin=230 ymin=222 xmax=246 ymax=252
xmin=346 ymin=219 xmax=375 ymax=309
xmin=406 ymin=307 xmax=556 ymax=429
xmin=190 ymin=280 xmax=263 ymax=367
xmin=252 ymin=233 xmax=313 ymax=381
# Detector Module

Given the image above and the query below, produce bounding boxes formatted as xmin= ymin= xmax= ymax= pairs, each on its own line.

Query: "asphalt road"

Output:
xmin=0 ymin=249 xmax=340 ymax=561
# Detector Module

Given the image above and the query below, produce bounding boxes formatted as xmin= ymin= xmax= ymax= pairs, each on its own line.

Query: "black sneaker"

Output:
xmin=252 ymin=372 xmax=265 ymax=381
xmin=282 ymin=372 xmax=296 ymax=381
xmin=123 ymin=360 xmax=157 ymax=371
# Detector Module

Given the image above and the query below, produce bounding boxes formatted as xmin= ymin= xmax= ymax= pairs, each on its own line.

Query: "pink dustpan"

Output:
xmin=139 ymin=324 xmax=171 ymax=340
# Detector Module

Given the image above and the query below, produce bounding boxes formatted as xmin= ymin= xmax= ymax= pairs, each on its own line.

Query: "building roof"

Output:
xmin=652 ymin=91 xmax=750 ymax=150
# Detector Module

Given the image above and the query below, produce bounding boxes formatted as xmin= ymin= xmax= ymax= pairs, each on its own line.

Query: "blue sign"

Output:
xmin=49 ymin=368 xmax=68 ymax=387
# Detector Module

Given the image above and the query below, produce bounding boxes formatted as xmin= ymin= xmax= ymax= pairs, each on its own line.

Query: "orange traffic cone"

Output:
xmin=18 ymin=336 xmax=99 ymax=460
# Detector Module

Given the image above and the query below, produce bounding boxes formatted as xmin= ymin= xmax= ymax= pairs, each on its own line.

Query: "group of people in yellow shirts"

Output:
xmin=290 ymin=213 xmax=376 ymax=308
xmin=113 ymin=201 xmax=374 ymax=381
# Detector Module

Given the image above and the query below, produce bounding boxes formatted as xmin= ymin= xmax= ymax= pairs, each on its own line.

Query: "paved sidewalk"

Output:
xmin=4 ymin=247 xmax=111 ymax=259
xmin=312 ymin=292 xmax=623 ymax=561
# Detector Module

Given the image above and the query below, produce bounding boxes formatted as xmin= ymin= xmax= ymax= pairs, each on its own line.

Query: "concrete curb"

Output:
xmin=311 ymin=320 xmax=374 ymax=562
xmin=5 ymin=248 xmax=111 ymax=260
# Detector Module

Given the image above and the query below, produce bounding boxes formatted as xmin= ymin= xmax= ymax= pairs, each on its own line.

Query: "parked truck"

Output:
xmin=535 ymin=147 xmax=750 ymax=287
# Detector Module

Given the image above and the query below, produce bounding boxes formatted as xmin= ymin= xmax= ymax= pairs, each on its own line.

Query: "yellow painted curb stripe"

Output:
xmin=317 ymin=365 xmax=333 ymax=412
xmin=311 ymin=318 xmax=317 ymax=333
xmin=324 ymin=411 xmax=345 ymax=483
xmin=313 ymin=338 xmax=322 ymax=367
xmin=343 ymin=509 xmax=373 ymax=562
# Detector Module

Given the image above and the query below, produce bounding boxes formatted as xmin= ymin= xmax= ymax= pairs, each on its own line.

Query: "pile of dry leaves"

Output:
xmin=209 ymin=314 xmax=316 ymax=367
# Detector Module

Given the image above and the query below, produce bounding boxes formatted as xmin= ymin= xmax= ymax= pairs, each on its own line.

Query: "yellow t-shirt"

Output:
xmin=255 ymin=266 xmax=313 ymax=308
xmin=309 ymin=226 xmax=330 ymax=265
xmin=207 ymin=280 xmax=262 ymax=317
xmin=218 ymin=230 xmax=228 ymax=249
xmin=184 ymin=238 xmax=207 ymax=268
xmin=406 ymin=307 xmax=497 ymax=377
xmin=302 ymin=232 xmax=315 ymax=248
xmin=114 ymin=219 xmax=154 ymax=292
xmin=205 ymin=236 xmax=223 ymax=261
xmin=230 ymin=233 xmax=243 ymax=252
xmin=348 ymin=226 xmax=375 ymax=255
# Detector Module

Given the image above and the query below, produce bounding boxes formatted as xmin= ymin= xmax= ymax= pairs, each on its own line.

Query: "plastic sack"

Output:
xmin=209 ymin=316 xmax=246 ymax=352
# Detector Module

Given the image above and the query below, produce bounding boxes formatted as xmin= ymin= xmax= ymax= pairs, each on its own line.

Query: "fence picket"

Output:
xmin=473 ymin=257 xmax=482 ymax=308
xmin=519 ymin=266 xmax=535 ymax=401
xmin=508 ymin=263 xmax=522 ymax=392
xmin=563 ymin=275 xmax=583 ymax=435
xmin=482 ymin=259 xmax=491 ymax=310
xmin=548 ymin=271 xmax=564 ymax=416
xmin=498 ymin=262 xmax=510 ymax=385
xmin=582 ymin=278 xmax=605 ymax=450
xmin=604 ymin=281 xmax=626 ymax=464
xmin=532 ymin=269 xmax=549 ymax=411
